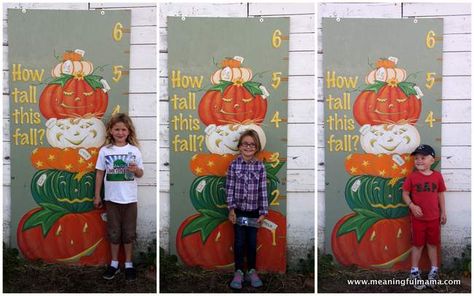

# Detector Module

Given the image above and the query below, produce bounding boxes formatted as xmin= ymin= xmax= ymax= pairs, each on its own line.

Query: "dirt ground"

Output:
xmin=3 ymin=260 xmax=156 ymax=293
xmin=160 ymin=266 xmax=314 ymax=293
xmin=318 ymin=266 xmax=471 ymax=293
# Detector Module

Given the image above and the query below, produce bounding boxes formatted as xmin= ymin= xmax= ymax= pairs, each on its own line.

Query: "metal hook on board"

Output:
xmin=414 ymin=18 xmax=418 ymax=24
xmin=21 ymin=8 xmax=26 ymax=13
xmin=259 ymin=17 xmax=264 ymax=23
xmin=100 ymin=10 xmax=105 ymax=15
xmin=336 ymin=17 xmax=341 ymax=22
xmin=181 ymin=16 xmax=186 ymax=21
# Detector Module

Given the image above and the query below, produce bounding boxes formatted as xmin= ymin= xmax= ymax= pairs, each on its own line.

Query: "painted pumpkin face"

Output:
xmin=204 ymin=123 xmax=266 ymax=155
xmin=39 ymin=77 xmax=108 ymax=119
xmin=360 ymin=123 xmax=420 ymax=155
xmin=198 ymin=84 xmax=267 ymax=126
xmin=353 ymin=85 xmax=421 ymax=125
xmin=46 ymin=117 xmax=106 ymax=148
xmin=331 ymin=214 xmax=433 ymax=271
xmin=17 ymin=208 xmax=112 ymax=265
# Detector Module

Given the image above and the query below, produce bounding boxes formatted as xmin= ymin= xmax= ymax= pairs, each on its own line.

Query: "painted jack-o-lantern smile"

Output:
xmin=354 ymin=84 xmax=421 ymax=125
xmin=360 ymin=123 xmax=420 ymax=155
xmin=199 ymin=84 xmax=267 ymax=125
xmin=46 ymin=117 xmax=106 ymax=149
xmin=40 ymin=76 xmax=108 ymax=119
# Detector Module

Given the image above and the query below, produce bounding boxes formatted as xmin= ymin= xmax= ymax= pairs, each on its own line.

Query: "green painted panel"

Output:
xmin=8 ymin=9 xmax=130 ymax=264
xmin=323 ymin=18 xmax=443 ymax=270
xmin=168 ymin=17 xmax=289 ymax=272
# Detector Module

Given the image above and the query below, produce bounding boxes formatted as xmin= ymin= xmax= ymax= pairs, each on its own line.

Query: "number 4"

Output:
xmin=425 ymin=111 xmax=436 ymax=128
xmin=271 ymin=111 xmax=282 ymax=128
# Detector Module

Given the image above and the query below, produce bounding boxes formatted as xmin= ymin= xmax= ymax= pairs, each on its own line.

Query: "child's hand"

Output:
xmin=228 ymin=210 xmax=236 ymax=224
xmin=128 ymin=163 xmax=139 ymax=173
xmin=410 ymin=204 xmax=423 ymax=217
xmin=93 ymin=196 xmax=103 ymax=209
xmin=440 ymin=212 xmax=447 ymax=225
xmin=257 ymin=215 xmax=266 ymax=225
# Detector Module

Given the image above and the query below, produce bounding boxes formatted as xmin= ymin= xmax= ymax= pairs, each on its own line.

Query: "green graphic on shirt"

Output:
xmin=105 ymin=155 xmax=133 ymax=181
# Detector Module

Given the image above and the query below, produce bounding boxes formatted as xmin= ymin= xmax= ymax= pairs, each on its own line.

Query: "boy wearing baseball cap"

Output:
xmin=402 ymin=144 xmax=446 ymax=289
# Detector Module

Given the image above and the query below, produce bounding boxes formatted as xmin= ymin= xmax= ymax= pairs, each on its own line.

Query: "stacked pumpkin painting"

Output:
xmin=17 ymin=50 xmax=112 ymax=265
xmin=331 ymin=57 xmax=434 ymax=270
xmin=176 ymin=56 xmax=287 ymax=272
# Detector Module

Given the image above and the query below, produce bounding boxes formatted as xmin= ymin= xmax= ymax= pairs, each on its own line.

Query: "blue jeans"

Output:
xmin=234 ymin=223 xmax=258 ymax=271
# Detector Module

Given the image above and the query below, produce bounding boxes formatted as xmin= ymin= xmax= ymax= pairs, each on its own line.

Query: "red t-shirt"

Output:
xmin=402 ymin=170 xmax=446 ymax=221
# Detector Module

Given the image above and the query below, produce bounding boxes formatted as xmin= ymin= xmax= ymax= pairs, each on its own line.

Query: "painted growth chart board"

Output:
xmin=8 ymin=9 xmax=130 ymax=265
xmin=323 ymin=18 xmax=443 ymax=270
xmin=168 ymin=17 xmax=289 ymax=272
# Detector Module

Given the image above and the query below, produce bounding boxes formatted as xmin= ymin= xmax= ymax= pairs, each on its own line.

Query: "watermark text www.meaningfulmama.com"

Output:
xmin=347 ymin=278 xmax=461 ymax=287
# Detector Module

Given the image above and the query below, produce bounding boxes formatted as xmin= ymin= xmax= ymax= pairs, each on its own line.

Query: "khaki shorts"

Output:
xmin=105 ymin=201 xmax=137 ymax=244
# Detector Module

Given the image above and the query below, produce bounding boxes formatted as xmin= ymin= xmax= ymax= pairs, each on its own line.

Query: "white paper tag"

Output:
xmin=37 ymin=173 xmax=47 ymax=187
xmin=351 ymin=179 xmax=361 ymax=192
xmin=262 ymin=219 xmax=278 ymax=231
xmin=78 ymin=148 xmax=91 ymax=160
xmin=414 ymin=86 xmax=424 ymax=98
xmin=259 ymin=85 xmax=270 ymax=99
xmin=101 ymin=79 xmax=111 ymax=93
xmin=233 ymin=56 xmax=244 ymax=63
xmin=392 ymin=154 xmax=405 ymax=166
xmin=74 ymin=49 xmax=85 ymax=57
xmin=196 ymin=180 xmax=206 ymax=193
xmin=388 ymin=56 xmax=398 ymax=64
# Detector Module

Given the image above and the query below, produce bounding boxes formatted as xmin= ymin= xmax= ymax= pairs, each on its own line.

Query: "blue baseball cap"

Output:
xmin=411 ymin=144 xmax=436 ymax=157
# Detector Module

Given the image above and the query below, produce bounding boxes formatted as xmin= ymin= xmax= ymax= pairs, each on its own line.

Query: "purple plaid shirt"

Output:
xmin=226 ymin=155 xmax=268 ymax=216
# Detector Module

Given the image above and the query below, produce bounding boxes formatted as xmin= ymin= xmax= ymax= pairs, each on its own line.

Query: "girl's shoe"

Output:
xmin=230 ymin=270 xmax=244 ymax=289
xmin=246 ymin=269 xmax=263 ymax=288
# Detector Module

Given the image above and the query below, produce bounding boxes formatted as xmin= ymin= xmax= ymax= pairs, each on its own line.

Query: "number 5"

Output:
xmin=113 ymin=65 xmax=123 ymax=82
xmin=426 ymin=72 xmax=436 ymax=89
xmin=272 ymin=72 xmax=282 ymax=89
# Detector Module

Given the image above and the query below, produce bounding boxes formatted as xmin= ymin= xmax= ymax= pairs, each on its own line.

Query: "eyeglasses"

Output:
xmin=241 ymin=142 xmax=256 ymax=148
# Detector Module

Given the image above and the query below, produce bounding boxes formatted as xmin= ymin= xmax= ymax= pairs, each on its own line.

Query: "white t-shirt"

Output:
xmin=96 ymin=144 xmax=144 ymax=204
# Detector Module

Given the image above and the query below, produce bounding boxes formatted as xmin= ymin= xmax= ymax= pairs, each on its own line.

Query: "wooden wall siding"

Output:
xmin=318 ymin=2 xmax=471 ymax=262
xmin=159 ymin=2 xmax=316 ymax=265
xmin=2 ymin=2 xmax=158 ymax=253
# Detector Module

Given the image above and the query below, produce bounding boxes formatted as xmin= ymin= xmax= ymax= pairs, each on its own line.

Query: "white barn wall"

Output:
xmin=318 ymin=2 xmax=471 ymax=265
xmin=159 ymin=2 xmax=316 ymax=268
xmin=2 ymin=2 xmax=157 ymax=254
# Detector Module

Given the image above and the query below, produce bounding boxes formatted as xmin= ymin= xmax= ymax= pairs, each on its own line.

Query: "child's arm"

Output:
xmin=94 ymin=169 xmax=105 ymax=208
xmin=402 ymin=190 xmax=423 ymax=218
xmin=439 ymin=191 xmax=447 ymax=224
xmin=225 ymin=164 xmax=236 ymax=224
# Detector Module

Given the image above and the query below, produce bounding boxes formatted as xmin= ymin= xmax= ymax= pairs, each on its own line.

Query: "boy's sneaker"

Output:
xmin=230 ymin=270 xmax=244 ymax=289
xmin=427 ymin=269 xmax=439 ymax=288
xmin=125 ymin=267 xmax=137 ymax=281
xmin=409 ymin=270 xmax=426 ymax=290
xmin=246 ymin=269 xmax=263 ymax=288
xmin=103 ymin=265 xmax=120 ymax=280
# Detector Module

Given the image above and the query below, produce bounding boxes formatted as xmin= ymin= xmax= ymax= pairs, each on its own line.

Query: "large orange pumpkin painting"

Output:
xmin=177 ymin=211 xmax=287 ymax=272
xmin=39 ymin=51 xmax=108 ymax=119
xmin=199 ymin=84 xmax=267 ymax=125
xmin=331 ymin=214 xmax=432 ymax=270
xmin=353 ymin=84 xmax=421 ymax=125
xmin=18 ymin=208 xmax=110 ymax=265
xmin=353 ymin=58 xmax=422 ymax=125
